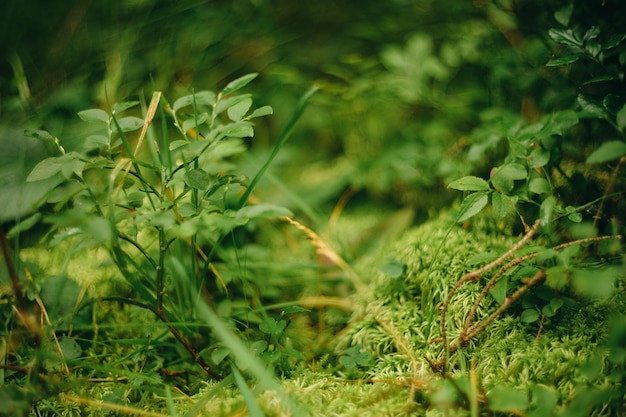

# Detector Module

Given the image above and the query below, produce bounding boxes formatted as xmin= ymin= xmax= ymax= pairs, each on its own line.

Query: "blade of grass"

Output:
xmin=204 ymin=86 xmax=318 ymax=267
xmin=237 ymin=86 xmax=318 ymax=210
xmin=232 ymin=364 xmax=266 ymax=417
xmin=164 ymin=385 xmax=178 ymax=417
xmin=195 ymin=301 xmax=308 ymax=417
xmin=240 ymin=153 xmax=323 ymax=226
xmin=183 ymin=374 xmax=235 ymax=417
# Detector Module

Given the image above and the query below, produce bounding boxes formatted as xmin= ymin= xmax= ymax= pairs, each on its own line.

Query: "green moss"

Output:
xmin=185 ymin=370 xmax=420 ymax=417
xmin=19 ymin=211 xmax=624 ymax=416
xmin=339 ymin=211 xmax=625 ymax=414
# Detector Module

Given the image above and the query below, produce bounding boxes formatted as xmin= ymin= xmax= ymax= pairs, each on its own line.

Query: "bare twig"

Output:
xmin=1 ymin=226 xmax=42 ymax=343
xmin=438 ymin=219 xmax=541 ymax=374
xmin=430 ymin=230 xmax=621 ymax=373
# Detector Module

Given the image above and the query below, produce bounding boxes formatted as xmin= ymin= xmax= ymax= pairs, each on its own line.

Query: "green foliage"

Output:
xmin=449 ymin=2 xmax=626 ymax=234
xmin=1 ymin=75 xmax=318 ymax=415
xmin=2 ymin=0 xmax=626 ymax=415
xmin=338 ymin=345 xmax=374 ymax=376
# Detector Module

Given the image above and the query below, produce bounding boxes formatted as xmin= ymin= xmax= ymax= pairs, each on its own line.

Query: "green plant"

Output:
xmin=1 ymin=74 xmax=317 ymax=415
xmin=432 ymin=2 xmax=626 ymax=414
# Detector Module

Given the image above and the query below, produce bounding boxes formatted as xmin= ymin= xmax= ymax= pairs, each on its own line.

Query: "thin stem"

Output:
xmin=438 ymin=218 xmax=541 ymax=374
xmin=118 ymin=233 xmax=157 ymax=269
xmin=462 ymin=251 xmax=540 ymax=332
xmin=100 ymin=296 xmax=222 ymax=380
xmin=432 ymin=233 xmax=620 ymax=372
xmin=156 ymin=227 xmax=166 ymax=315
xmin=463 ymin=270 xmax=546 ymax=343
xmin=593 ymin=155 xmax=625 ymax=229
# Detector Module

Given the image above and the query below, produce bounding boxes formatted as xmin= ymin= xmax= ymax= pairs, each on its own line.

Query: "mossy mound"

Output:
xmin=339 ymin=211 xmax=625 ymax=415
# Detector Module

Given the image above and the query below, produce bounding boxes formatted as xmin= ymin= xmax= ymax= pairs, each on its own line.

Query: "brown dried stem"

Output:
xmin=438 ymin=219 xmax=541 ymax=374
xmin=433 ymin=218 xmax=620 ymax=374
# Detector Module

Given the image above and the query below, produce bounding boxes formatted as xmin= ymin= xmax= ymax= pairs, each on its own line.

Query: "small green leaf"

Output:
xmin=116 ymin=116 xmax=144 ymax=132
xmin=554 ymin=4 xmax=573 ymax=26
xmin=578 ymin=95 xmax=606 ymax=118
xmin=379 ymin=257 xmax=407 ymax=279
xmin=488 ymin=386 xmax=528 ymax=412
xmin=169 ymin=140 xmax=188 ymax=151
xmin=27 ymin=157 xmax=63 ymax=182
xmin=542 ymin=297 xmax=563 ymax=317
xmin=181 ymin=112 xmax=210 ymax=133
xmin=491 ymin=191 xmax=516 ymax=218
xmin=339 ymin=355 xmax=357 ymax=369
xmin=7 ymin=213 xmax=43 ymax=239
xmin=227 ymin=97 xmax=253 ymax=122
xmin=184 ymin=168 xmax=211 ymax=190
xmin=572 ymin=267 xmax=617 ymax=299
xmin=521 ymin=309 xmax=540 ymax=323
xmin=340 ymin=345 xmax=373 ymax=369
xmin=616 ymin=105 xmax=626 ymax=131
xmin=548 ymin=28 xmax=582 ymax=49
xmin=24 ymin=129 xmax=55 ymax=141
xmin=551 ymin=110 xmax=579 ymax=132
xmin=528 ymin=384 xmax=558 ymax=417
xmin=248 ymin=105 xmax=273 ymax=119
xmin=282 ymin=306 xmax=310 ymax=315
xmin=83 ymin=217 xmax=113 ymax=244
xmin=127 ymin=192 xmax=145 ymax=208
xmin=466 ymin=252 xmax=498 ymax=265
xmin=546 ymin=265 xmax=569 ymax=290
xmin=221 ymin=73 xmax=258 ymax=96
xmin=259 ymin=317 xmax=286 ymax=336
xmin=448 ymin=176 xmax=490 ymax=191
xmin=112 ymin=101 xmax=139 ymax=114
xmin=491 ymin=163 xmax=527 ymax=194
xmin=546 ymin=54 xmax=584 ymax=66
xmin=222 ymin=122 xmax=254 ymax=138
xmin=58 ymin=337 xmax=82 ymax=360
xmin=489 ymin=276 xmax=508 ymax=305
xmin=568 ymin=213 xmax=583 ymax=223
xmin=528 ymin=148 xmax=550 ymax=168
xmin=586 ymin=140 xmax=626 ymax=164
xmin=27 ymin=152 xmax=85 ymax=181
xmin=540 ymin=196 xmax=557 ymax=226
xmin=78 ymin=108 xmax=109 ymax=123
xmin=173 ymin=91 xmax=216 ymax=112
xmin=456 ymin=192 xmax=489 ymax=223
xmin=250 ymin=340 xmax=268 ymax=356
xmin=529 ymin=177 xmax=551 ymax=194
xmin=210 ymin=347 xmax=230 ymax=365
xmin=215 ymin=94 xmax=251 ymax=116
xmin=84 ymin=135 xmax=110 ymax=151
xmin=53 ymin=153 xmax=85 ymax=180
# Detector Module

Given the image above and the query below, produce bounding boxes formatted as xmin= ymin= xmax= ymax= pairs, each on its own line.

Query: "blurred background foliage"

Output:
xmin=2 ymin=0 xmax=625 ymax=316
xmin=2 ymin=0 xmax=600 ymax=225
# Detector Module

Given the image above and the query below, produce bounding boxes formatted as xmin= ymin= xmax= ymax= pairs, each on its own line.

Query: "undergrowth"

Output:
xmin=1 ymin=1 xmax=626 ymax=416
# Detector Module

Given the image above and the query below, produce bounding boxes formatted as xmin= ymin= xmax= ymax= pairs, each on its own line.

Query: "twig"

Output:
xmin=461 ymin=270 xmax=546 ymax=344
xmin=431 ymin=232 xmax=620 ymax=373
xmin=1 ymin=226 xmax=42 ymax=343
xmin=462 ymin=251 xmax=540 ymax=332
xmin=438 ymin=219 xmax=541 ymax=374
xmin=100 ymin=296 xmax=223 ymax=380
